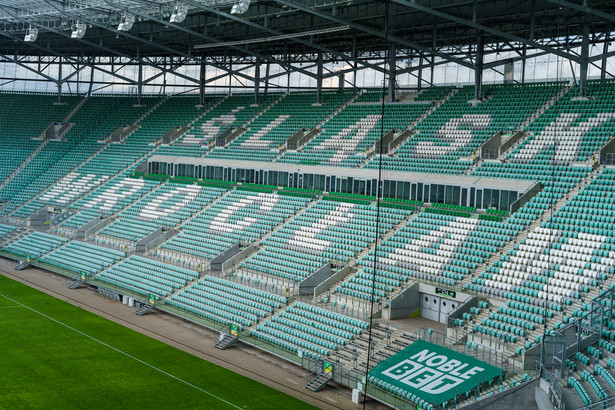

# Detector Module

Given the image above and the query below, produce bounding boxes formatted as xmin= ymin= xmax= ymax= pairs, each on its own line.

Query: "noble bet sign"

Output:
xmin=369 ymin=340 xmax=502 ymax=406
xmin=382 ymin=347 xmax=484 ymax=394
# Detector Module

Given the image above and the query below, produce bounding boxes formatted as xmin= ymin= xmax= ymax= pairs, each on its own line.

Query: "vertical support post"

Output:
xmin=521 ymin=44 xmax=527 ymax=83
xmin=579 ymin=8 xmax=590 ymax=97
xmin=254 ymin=57 xmax=261 ymax=105
xmin=162 ymin=57 xmax=167 ymax=97
xmin=352 ymin=33 xmax=357 ymax=87
xmin=137 ymin=47 xmax=143 ymax=106
xmin=264 ymin=61 xmax=270 ymax=95
xmin=475 ymin=35 xmax=484 ymax=101
xmin=418 ymin=52 xmax=423 ymax=92
xmin=228 ymin=58 xmax=233 ymax=96
xmin=199 ymin=60 xmax=206 ymax=106
xmin=601 ymin=32 xmax=610 ymax=81
xmin=57 ymin=57 xmax=62 ymax=104
xmin=431 ymin=23 xmax=437 ymax=86
xmin=88 ymin=57 xmax=94 ymax=97
xmin=285 ymin=43 xmax=290 ymax=95
xmin=317 ymin=51 xmax=323 ymax=104
xmin=388 ymin=43 xmax=396 ymax=103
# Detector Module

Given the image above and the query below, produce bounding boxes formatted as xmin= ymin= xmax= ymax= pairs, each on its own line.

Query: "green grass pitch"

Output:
xmin=0 ymin=274 xmax=317 ymax=409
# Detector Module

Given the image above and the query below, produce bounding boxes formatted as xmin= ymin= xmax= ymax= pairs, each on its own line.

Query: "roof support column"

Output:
xmin=317 ymin=51 xmax=323 ymax=104
xmin=264 ymin=61 xmax=270 ymax=95
xmin=228 ymin=59 xmax=232 ymax=96
xmin=352 ymin=33 xmax=357 ymax=87
xmin=88 ymin=57 xmax=94 ymax=97
xmin=199 ymin=60 xmax=206 ymax=106
xmin=388 ymin=43 xmax=396 ymax=103
xmin=418 ymin=52 xmax=424 ymax=91
xmin=521 ymin=44 xmax=527 ymax=83
xmin=254 ymin=57 xmax=261 ymax=105
xmin=162 ymin=58 xmax=167 ymax=96
xmin=57 ymin=58 xmax=62 ymax=104
xmin=137 ymin=48 xmax=143 ymax=106
xmin=474 ymin=35 xmax=484 ymax=101
xmin=579 ymin=9 xmax=590 ymax=96
xmin=285 ymin=43 xmax=290 ymax=95
xmin=431 ymin=24 xmax=437 ymax=86
xmin=601 ymin=32 xmax=610 ymax=81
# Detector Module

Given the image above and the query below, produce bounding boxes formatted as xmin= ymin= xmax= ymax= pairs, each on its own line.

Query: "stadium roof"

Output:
xmin=0 ymin=0 xmax=613 ymax=62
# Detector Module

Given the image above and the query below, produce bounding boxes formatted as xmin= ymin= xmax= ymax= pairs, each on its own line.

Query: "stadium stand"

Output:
xmin=158 ymin=189 xmax=311 ymax=269
xmin=2 ymin=80 xmax=615 ymax=409
xmin=206 ymin=91 xmax=355 ymax=162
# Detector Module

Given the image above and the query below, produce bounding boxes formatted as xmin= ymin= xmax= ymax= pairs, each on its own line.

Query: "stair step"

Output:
xmin=215 ymin=334 xmax=239 ymax=350
xmin=135 ymin=304 xmax=154 ymax=316
xmin=305 ymin=373 xmax=333 ymax=392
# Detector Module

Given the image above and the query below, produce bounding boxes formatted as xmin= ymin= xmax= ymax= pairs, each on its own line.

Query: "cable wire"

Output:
xmin=363 ymin=0 xmax=392 ymax=406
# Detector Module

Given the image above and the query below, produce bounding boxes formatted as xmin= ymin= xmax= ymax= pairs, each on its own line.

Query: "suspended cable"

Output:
xmin=363 ymin=0 xmax=392 ymax=406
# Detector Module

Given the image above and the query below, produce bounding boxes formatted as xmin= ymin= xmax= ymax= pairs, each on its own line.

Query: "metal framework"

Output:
xmin=0 ymin=0 xmax=613 ymax=98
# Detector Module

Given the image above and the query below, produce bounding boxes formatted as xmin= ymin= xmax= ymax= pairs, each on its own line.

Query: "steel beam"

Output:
xmin=391 ymin=0 xmax=582 ymax=64
xmin=270 ymin=0 xmax=475 ymax=69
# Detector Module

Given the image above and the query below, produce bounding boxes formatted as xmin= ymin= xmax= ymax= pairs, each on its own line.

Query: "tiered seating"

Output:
xmin=119 ymin=183 xmax=224 ymax=227
xmin=3 ymin=231 xmax=66 ymax=257
xmin=97 ymin=217 xmax=161 ymax=242
xmin=249 ymin=301 xmax=367 ymax=358
xmin=74 ymin=96 xmax=161 ymax=176
xmin=36 ymin=172 xmax=109 ymax=207
xmin=347 ymin=212 xmax=518 ymax=301
xmin=0 ymin=93 xmax=79 ymax=183
xmin=512 ymin=79 xmax=615 ymax=164
xmin=0 ymin=96 xmax=151 ymax=217
xmin=207 ymin=91 xmax=354 ymax=162
xmin=68 ymin=95 xmax=207 ymax=181
xmin=71 ymin=176 xmax=159 ymax=216
xmin=581 ymin=370 xmax=608 ymax=401
xmin=177 ymin=94 xmax=280 ymax=153
xmin=0 ymin=138 xmax=40 ymax=183
xmin=40 ymin=241 xmax=124 ymax=275
xmin=0 ymin=224 xmax=15 ymax=238
xmin=57 ymin=210 xmax=99 ymax=236
xmin=568 ymin=377 xmax=592 ymax=405
xmin=241 ymin=199 xmax=410 ymax=282
xmin=166 ymin=275 xmax=286 ymax=329
xmin=159 ymin=190 xmax=310 ymax=262
xmin=96 ymin=255 xmax=197 ymax=297
xmin=94 ymin=182 xmax=223 ymax=248
xmin=367 ymin=82 xmax=562 ymax=174
xmin=279 ymin=102 xmax=430 ymax=167
xmin=12 ymin=173 xmax=110 ymax=220
xmin=595 ymin=365 xmax=615 ymax=392
xmin=469 ymin=169 xmax=615 ymax=338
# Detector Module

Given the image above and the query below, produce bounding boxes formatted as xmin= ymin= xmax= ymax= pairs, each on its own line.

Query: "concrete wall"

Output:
xmin=313 ymin=265 xmax=352 ymax=297
xmin=299 ymin=263 xmax=334 ymax=296
xmin=460 ymin=379 xmax=539 ymax=410
xmin=389 ymin=282 xmax=420 ymax=319
xmin=210 ymin=243 xmax=241 ymax=271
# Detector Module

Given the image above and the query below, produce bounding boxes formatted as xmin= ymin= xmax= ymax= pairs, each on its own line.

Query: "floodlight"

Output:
xmin=170 ymin=2 xmax=188 ymax=24
xmin=118 ymin=13 xmax=135 ymax=31
xmin=71 ymin=23 xmax=87 ymax=39
xmin=24 ymin=27 xmax=38 ymax=42
xmin=230 ymin=0 xmax=250 ymax=15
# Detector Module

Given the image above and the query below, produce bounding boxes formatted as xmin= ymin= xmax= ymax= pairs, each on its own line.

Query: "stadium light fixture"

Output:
xmin=230 ymin=0 xmax=250 ymax=15
xmin=71 ymin=23 xmax=87 ymax=39
xmin=117 ymin=13 xmax=135 ymax=31
xmin=24 ymin=27 xmax=38 ymax=42
xmin=170 ymin=2 xmax=188 ymax=24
